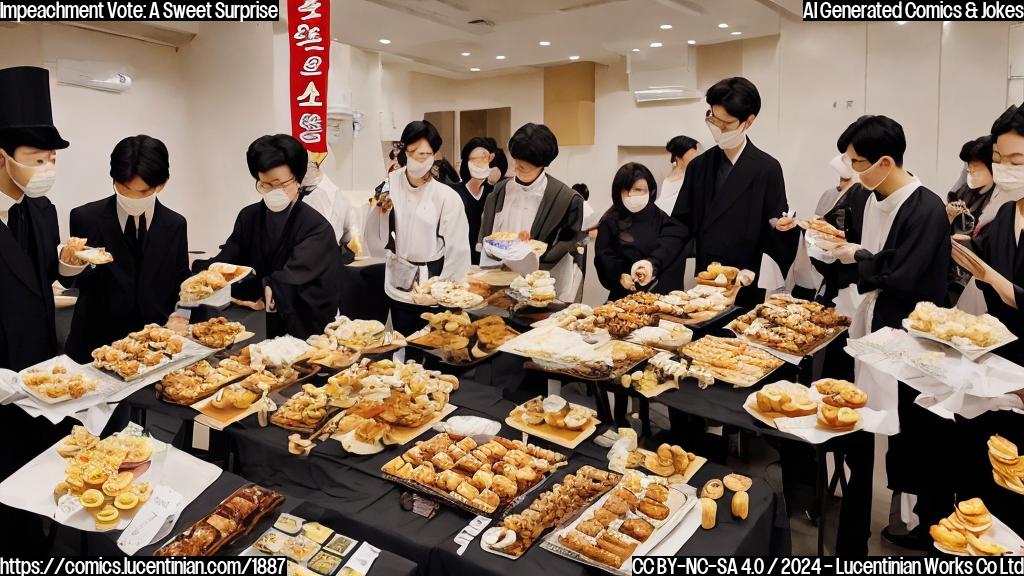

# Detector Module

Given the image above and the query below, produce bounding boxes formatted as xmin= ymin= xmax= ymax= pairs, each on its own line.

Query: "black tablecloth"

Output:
xmin=61 ymin=470 xmax=417 ymax=576
xmin=120 ymin=364 xmax=791 ymax=573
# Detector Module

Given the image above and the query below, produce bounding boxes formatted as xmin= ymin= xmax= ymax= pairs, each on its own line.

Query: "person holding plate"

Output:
xmin=63 ymin=135 xmax=190 ymax=363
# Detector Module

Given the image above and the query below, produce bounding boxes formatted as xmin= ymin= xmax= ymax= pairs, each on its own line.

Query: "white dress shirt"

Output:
xmin=656 ymin=176 xmax=684 ymax=214
xmin=303 ymin=173 xmax=358 ymax=245
xmin=493 ymin=172 xmax=547 ymax=235
xmin=0 ymin=189 xmax=20 ymax=226
xmin=116 ymin=199 xmax=155 ymax=237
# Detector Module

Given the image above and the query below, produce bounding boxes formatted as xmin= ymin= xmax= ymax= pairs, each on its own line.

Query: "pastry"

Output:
xmin=102 ymin=471 xmax=134 ymax=496
xmin=637 ymin=498 xmax=669 ymax=521
xmin=723 ymin=473 xmax=753 ymax=493
xmin=80 ymin=489 xmax=104 ymax=509
xmin=619 ymin=518 xmax=654 ymax=542
xmin=817 ymin=404 xmax=861 ymax=432
xmin=701 ymin=479 xmax=724 ymax=500
xmin=700 ymin=497 xmax=717 ymax=530
xmin=558 ymin=531 xmax=622 ymax=569
xmin=731 ymin=491 xmax=749 ymax=520
xmin=930 ymin=524 xmax=968 ymax=552
xmin=645 ymin=482 xmax=670 ymax=503
xmin=907 ymin=302 xmax=1008 ymax=349
xmin=114 ymin=492 xmax=140 ymax=511
xmin=965 ymin=532 xmax=1006 ymax=556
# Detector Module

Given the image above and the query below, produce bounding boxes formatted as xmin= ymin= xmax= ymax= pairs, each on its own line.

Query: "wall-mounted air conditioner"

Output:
xmin=627 ymin=46 xmax=703 ymax=103
xmin=56 ymin=59 xmax=132 ymax=93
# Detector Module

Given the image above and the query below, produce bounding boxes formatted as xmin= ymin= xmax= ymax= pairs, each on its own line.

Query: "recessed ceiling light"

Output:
xmin=687 ymin=40 xmax=696 ymax=45
xmin=660 ymin=24 xmax=672 ymax=30
xmin=495 ymin=55 xmax=506 ymax=60
xmin=897 ymin=21 xmax=907 ymax=25
xmin=717 ymin=23 xmax=728 ymax=29
xmin=470 ymin=67 xmax=480 ymax=72
xmin=461 ymin=52 xmax=471 ymax=56
xmin=539 ymin=41 xmax=551 ymax=46
xmin=378 ymin=38 xmax=391 ymax=44
xmin=649 ymin=42 xmax=663 ymax=48
xmin=631 ymin=48 xmax=641 ymax=52
xmin=731 ymin=31 xmax=742 ymax=36
xmin=569 ymin=55 xmax=580 ymax=60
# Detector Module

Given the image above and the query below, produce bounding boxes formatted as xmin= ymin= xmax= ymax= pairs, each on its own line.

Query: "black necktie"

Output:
xmin=124 ymin=213 xmax=147 ymax=262
xmin=7 ymin=202 xmax=30 ymax=253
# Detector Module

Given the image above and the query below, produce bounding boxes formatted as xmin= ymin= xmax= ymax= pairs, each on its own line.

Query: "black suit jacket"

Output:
xmin=64 ymin=196 xmax=190 ymax=363
xmin=0 ymin=196 xmax=61 ymax=371
xmin=669 ymin=140 xmax=799 ymax=295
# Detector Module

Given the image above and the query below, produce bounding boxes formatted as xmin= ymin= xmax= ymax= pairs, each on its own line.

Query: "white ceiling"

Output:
xmin=331 ymin=0 xmax=785 ymax=78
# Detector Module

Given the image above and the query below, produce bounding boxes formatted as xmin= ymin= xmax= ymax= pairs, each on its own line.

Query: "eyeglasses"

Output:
xmin=255 ymin=177 xmax=296 ymax=194
xmin=992 ymin=150 xmax=1024 ymax=166
xmin=705 ymin=109 xmax=740 ymax=131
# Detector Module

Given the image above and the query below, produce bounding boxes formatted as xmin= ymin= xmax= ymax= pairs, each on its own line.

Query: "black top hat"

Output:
xmin=0 ymin=66 xmax=69 ymax=150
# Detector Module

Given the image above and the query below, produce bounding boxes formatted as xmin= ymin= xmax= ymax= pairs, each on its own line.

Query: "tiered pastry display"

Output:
xmin=481 ymin=466 xmax=620 ymax=558
xmin=679 ymin=336 xmax=784 ymax=386
xmin=619 ymin=352 xmax=714 ymax=394
xmin=315 ymin=359 xmax=459 ymax=453
xmin=157 ymin=358 xmax=253 ymax=405
xmin=305 ymin=317 xmax=398 ymax=368
xmin=381 ymin=433 xmax=566 ymax=517
xmin=544 ymin=469 xmax=690 ymax=573
xmin=507 ymin=395 xmax=599 ymax=447
xmin=52 ymin=427 xmax=155 ymax=529
xmin=929 ymin=498 xmax=1009 ymax=556
xmin=411 ymin=311 xmax=517 ymax=363
xmin=179 ymin=263 xmax=250 ymax=303
xmin=508 ymin=271 xmax=557 ymax=307
xmin=410 ymin=278 xmax=484 ymax=309
xmin=905 ymin=302 xmax=1014 ymax=351
xmin=20 ymin=363 xmax=97 ymax=402
xmin=91 ymin=324 xmax=187 ymax=380
xmin=155 ymin=484 xmax=285 ymax=556
xmin=728 ymin=295 xmax=851 ymax=357
xmin=188 ymin=317 xmax=247 ymax=349
xmin=988 ymin=435 xmax=1024 ymax=495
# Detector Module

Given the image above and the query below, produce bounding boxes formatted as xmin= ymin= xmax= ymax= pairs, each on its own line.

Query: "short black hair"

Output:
xmin=705 ymin=77 xmax=761 ymax=121
xmin=458 ymin=136 xmax=498 ymax=181
xmin=508 ymin=123 xmax=559 ymax=167
xmin=432 ymin=158 xmax=461 ymax=186
xmin=991 ymin=105 xmax=1024 ymax=140
xmin=571 ymin=183 xmax=589 ymax=201
xmin=109 ymin=135 xmax=169 ymax=187
xmin=837 ymin=115 xmax=906 ymax=166
xmin=959 ymin=136 xmax=993 ymax=173
xmin=610 ymin=162 xmax=657 ymax=213
xmin=666 ymin=135 xmax=698 ymax=160
xmin=246 ymin=134 xmax=308 ymax=183
xmin=398 ymin=120 xmax=443 ymax=163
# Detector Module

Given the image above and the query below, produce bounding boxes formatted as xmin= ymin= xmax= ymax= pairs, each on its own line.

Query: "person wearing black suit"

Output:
xmin=670 ymin=77 xmax=799 ymax=307
xmin=0 ymin=65 xmax=87 ymax=553
xmin=64 ymin=135 xmax=190 ymax=363
xmin=453 ymin=136 xmax=506 ymax=264
xmin=195 ymin=134 xmax=341 ymax=340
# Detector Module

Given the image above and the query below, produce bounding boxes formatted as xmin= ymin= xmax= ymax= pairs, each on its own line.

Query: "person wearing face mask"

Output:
xmin=0 ymin=65 xmax=85 ymax=555
xmin=946 ymin=136 xmax=995 ymax=225
xmin=829 ymin=115 xmax=951 ymax=553
xmin=63 ymin=135 xmax=190 ymax=363
xmin=194 ymin=134 xmax=340 ymax=340
xmin=454 ymin=137 xmax=506 ymax=264
xmin=657 ymin=135 xmax=699 ymax=215
xmin=595 ymin=163 xmax=686 ymax=301
xmin=366 ymin=120 xmax=471 ymax=336
xmin=948 ymin=105 xmax=1024 ymax=535
xmin=669 ymin=77 xmax=799 ymax=307
xmin=478 ymin=123 xmax=584 ymax=302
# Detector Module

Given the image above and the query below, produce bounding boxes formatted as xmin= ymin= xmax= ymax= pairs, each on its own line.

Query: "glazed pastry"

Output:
xmin=558 ymin=532 xmax=622 ymax=569
xmin=619 ymin=518 xmax=654 ymax=542
xmin=930 ymin=524 xmax=967 ymax=552
xmin=731 ymin=490 xmax=749 ymax=520
xmin=577 ymin=518 xmax=604 ymax=537
xmin=645 ymin=483 xmax=670 ymax=503
xmin=700 ymin=497 xmax=717 ymax=530
xmin=637 ymin=498 xmax=670 ymax=521
xmin=723 ymin=473 xmax=752 ymax=492
xmin=701 ymin=479 xmax=724 ymax=500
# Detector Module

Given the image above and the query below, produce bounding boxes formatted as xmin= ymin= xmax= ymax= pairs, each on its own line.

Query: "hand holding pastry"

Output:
xmin=619 ymin=273 xmax=636 ymax=291
xmin=833 ymin=242 xmax=863 ymax=265
xmin=774 ymin=216 xmax=797 ymax=232
xmin=60 ymin=237 xmax=87 ymax=265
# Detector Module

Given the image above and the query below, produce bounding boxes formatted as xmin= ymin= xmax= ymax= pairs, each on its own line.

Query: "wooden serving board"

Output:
xmin=631 ymin=449 xmax=706 ymax=484
xmin=383 ymin=403 xmax=458 ymax=446
xmin=505 ymin=401 xmax=599 ymax=450
xmin=192 ymin=396 xmax=263 ymax=431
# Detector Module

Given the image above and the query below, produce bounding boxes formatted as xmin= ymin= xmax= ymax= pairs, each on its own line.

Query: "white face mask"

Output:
xmin=406 ymin=157 xmax=433 ymax=180
xmin=992 ymin=163 xmax=1024 ymax=192
xmin=966 ymin=173 xmax=985 ymax=190
xmin=6 ymin=156 xmax=57 ymax=198
xmin=263 ymin=188 xmax=293 ymax=212
xmin=115 ymin=187 xmax=157 ymax=217
xmin=468 ymin=163 xmax=491 ymax=180
xmin=622 ymin=195 xmax=648 ymax=213
xmin=708 ymin=122 xmax=747 ymax=150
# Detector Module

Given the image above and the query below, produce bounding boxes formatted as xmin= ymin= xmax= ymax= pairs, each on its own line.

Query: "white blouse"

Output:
xmin=493 ymin=172 xmax=547 ymax=234
xmin=656 ymin=176 xmax=684 ymax=214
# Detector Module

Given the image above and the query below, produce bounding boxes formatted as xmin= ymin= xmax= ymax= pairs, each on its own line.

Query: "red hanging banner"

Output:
xmin=288 ymin=0 xmax=330 ymax=153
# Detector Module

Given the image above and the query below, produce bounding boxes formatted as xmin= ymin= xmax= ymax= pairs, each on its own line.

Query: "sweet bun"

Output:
xmin=731 ymin=491 xmax=749 ymax=520
xmin=723 ymin=473 xmax=752 ymax=492
xmin=701 ymin=479 xmax=724 ymax=500
xmin=700 ymin=497 xmax=717 ymax=530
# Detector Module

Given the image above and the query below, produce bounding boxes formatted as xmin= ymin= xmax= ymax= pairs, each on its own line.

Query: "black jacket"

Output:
xmin=196 ymin=200 xmax=341 ymax=340
xmin=0 ymin=196 xmax=61 ymax=371
xmin=64 ymin=196 xmax=190 ymax=363
xmin=453 ymin=179 xmax=499 ymax=265
xmin=670 ymin=140 xmax=799 ymax=295
xmin=595 ymin=203 xmax=687 ymax=300
xmin=971 ymin=201 xmax=1024 ymax=365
